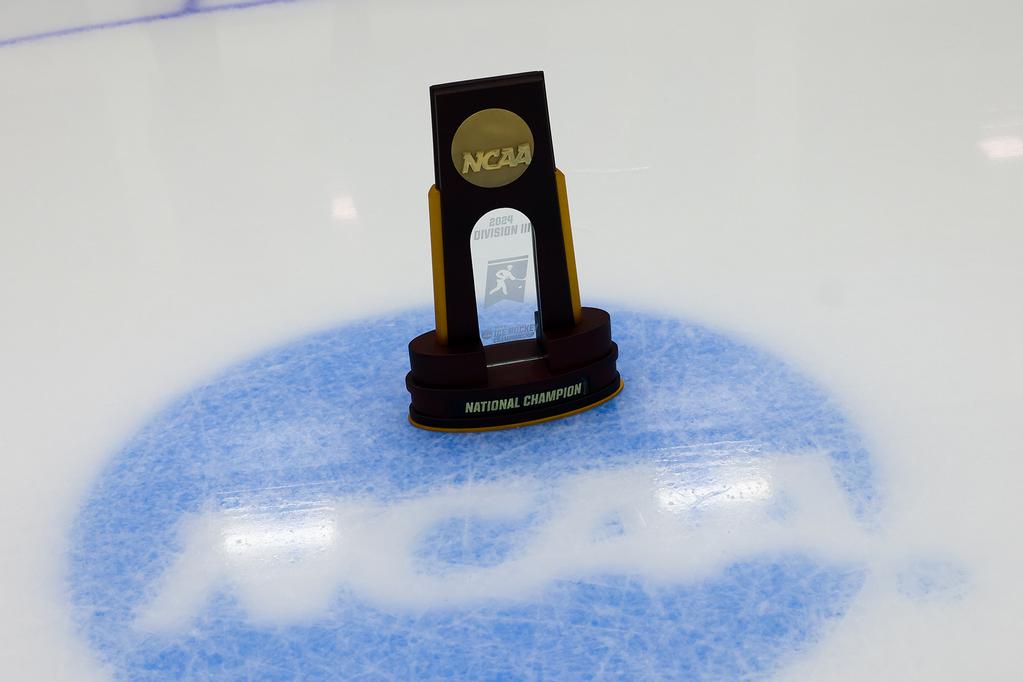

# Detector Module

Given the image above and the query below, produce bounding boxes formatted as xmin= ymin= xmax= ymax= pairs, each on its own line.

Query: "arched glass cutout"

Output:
xmin=469 ymin=207 xmax=538 ymax=346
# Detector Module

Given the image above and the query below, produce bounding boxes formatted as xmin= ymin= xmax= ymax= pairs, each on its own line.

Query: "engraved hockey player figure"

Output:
xmin=484 ymin=255 xmax=529 ymax=306
xmin=489 ymin=265 xmax=521 ymax=297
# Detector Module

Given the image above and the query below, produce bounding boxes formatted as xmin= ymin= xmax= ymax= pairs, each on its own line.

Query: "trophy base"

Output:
xmin=406 ymin=307 xmax=622 ymax=432
xmin=408 ymin=376 xmax=622 ymax=432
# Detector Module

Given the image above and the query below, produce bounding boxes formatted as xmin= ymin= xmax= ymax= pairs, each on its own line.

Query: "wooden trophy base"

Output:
xmin=407 ymin=307 xmax=622 ymax=432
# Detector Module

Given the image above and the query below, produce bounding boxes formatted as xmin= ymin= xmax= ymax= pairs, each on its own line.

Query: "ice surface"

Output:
xmin=137 ymin=453 xmax=872 ymax=630
xmin=70 ymin=309 xmax=884 ymax=679
xmin=2 ymin=0 xmax=1021 ymax=679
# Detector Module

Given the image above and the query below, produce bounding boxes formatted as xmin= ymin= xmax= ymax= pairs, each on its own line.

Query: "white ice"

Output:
xmin=1 ymin=0 xmax=1021 ymax=679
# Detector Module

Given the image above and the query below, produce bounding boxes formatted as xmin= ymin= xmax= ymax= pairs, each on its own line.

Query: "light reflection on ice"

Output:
xmin=656 ymin=476 xmax=773 ymax=511
xmin=330 ymin=195 xmax=359 ymax=222
xmin=978 ymin=135 xmax=1023 ymax=159
xmin=221 ymin=512 xmax=338 ymax=558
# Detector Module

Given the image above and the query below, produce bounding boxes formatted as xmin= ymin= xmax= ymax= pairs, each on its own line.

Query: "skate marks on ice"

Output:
xmin=138 ymin=451 xmax=896 ymax=631
xmin=68 ymin=310 xmax=967 ymax=678
xmin=135 ymin=452 xmax=864 ymax=630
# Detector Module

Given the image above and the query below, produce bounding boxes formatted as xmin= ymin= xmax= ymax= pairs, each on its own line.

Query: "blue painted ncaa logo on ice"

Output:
xmin=69 ymin=309 xmax=881 ymax=679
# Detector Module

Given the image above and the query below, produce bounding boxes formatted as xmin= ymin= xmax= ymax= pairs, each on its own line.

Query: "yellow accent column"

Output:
xmin=554 ymin=169 xmax=583 ymax=323
xmin=428 ymin=186 xmax=448 ymax=344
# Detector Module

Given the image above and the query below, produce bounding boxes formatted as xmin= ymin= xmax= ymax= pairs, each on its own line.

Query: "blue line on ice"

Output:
xmin=69 ymin=308 xmax=880 ymax=679
xmin=0 ymin=0 xmax=298 ymax=49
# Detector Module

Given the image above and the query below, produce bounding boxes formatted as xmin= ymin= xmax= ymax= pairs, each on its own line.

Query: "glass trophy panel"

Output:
xmin=469 ymin=207 xmax=538 ymax=346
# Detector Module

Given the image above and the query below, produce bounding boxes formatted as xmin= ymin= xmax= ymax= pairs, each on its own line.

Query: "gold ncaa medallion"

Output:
xmin=450 ymin=108 xmax=534 ymax=188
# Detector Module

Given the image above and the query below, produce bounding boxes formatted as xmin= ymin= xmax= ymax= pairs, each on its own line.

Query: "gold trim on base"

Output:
xmin=428 ymin=185 xmax=448 ymax=344
xmin=408 ymin=378 xmax=624 ymax=433
xmin=554 ymin=168 xmax=583 ymax=324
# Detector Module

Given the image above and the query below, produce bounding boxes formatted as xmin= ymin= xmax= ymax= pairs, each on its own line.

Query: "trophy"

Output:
xmin=406 ymin=72 xmax=622 ymax=431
